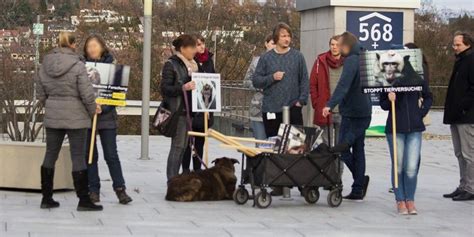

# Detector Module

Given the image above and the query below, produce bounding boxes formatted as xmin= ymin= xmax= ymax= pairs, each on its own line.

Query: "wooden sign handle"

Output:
xmin=204 ymin=112 xmax=209 ymax=166
xmin=88 ymin=114 xmax=98 ymax=165
xmin=391 ymin=100 xmax=398 ymax=188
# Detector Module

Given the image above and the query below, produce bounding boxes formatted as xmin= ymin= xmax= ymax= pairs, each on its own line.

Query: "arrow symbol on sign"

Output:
xmin=359 ymin=12 xmax=392 ymax=22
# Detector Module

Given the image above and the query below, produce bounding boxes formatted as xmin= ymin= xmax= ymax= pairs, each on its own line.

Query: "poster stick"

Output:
xmin=187 ymin=131 xmax=274 ymax=145
xmin=204 ymin=112 xmax=209 ymax=166
xmin=188 ymin=131 xmax=208 ymax=137
xmin=391 ymin=100 xmax=399 ymax=188
xmin=219 ymin=144 xmax=274 ymax=153
xmin=227 ymin=136 xmax=275 ymax=144
xmin=208 ymin=129 xmax=258 ymax=157
xmin=88 ymin=113 xmax=98 ymax=165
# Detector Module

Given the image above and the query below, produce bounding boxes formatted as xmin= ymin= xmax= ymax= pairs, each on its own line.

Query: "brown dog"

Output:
xmin=165 ymin=157 xmax=239 ymax=202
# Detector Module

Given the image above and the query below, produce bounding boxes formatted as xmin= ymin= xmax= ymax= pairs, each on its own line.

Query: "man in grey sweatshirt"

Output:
xmin=252 ymin=23 xmax=309 ymax=137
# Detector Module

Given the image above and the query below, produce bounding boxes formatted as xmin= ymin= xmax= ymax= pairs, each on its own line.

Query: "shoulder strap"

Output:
xmin=168 ymin=59 xmax=187 ymax=86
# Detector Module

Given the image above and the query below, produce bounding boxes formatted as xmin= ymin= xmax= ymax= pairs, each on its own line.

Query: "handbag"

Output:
xmin=152 ymin=60 xmax=184 ymax=137
xmin=152 ymin=99 xmax=182 ymax=137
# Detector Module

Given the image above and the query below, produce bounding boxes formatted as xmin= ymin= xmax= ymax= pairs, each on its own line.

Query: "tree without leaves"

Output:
xmin=414 ymin=1 xmax=474 ymax=106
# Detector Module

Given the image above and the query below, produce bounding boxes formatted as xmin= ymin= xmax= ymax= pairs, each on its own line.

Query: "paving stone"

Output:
xmin=1 ymin=133 xmax=473 ymax=236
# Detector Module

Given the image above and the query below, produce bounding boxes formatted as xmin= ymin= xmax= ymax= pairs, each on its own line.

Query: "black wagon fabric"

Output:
xmin=244 ymin=152 xmax=340 ymax=188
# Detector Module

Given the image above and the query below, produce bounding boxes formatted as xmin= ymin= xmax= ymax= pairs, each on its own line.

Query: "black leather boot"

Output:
xmin=115 ymin=188 xmax=133 ymax=205
xmin=72 ymin=170 xmax=103 ymax=211
xmin=40 ymin=166 xmax=60 ymax=209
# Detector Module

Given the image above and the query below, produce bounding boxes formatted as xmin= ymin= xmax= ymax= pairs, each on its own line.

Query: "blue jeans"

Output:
xmin=251 ymin=120 xmax=267 ymax=141
xmin=86 ymin=129 xmax=126 ymax=193
xmin=339 ymin=116 xmax=371 ymax=195
xmin=386 ymin=132 xmax=422 ymax=201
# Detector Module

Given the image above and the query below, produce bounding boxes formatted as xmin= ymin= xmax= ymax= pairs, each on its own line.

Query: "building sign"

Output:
xmin=33 ymin=23 xmax=44 ymax=36
xmin=347 ymin=11 xmax=403 ymax=50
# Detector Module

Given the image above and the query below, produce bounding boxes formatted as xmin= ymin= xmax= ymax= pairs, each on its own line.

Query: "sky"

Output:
xmin=431 ymin=0 xmax=474 ymax=11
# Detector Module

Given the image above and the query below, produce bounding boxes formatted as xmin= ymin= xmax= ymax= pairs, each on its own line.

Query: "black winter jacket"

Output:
xmin=380 ymin=80 xmax=433 ymax=134
xmin=195 ymin=52 xmax=216 ymax=74
xmin=85 ymin=53 xmax=118 ymax=130
xmin=160 ymin=55 xmax=192 ymax=114
xmin=444 ymin=48 xmax=474 ymax=124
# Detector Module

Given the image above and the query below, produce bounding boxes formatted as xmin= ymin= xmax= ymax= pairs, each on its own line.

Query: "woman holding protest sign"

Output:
xmin=83 ymin=35 xmax=132 ymax=205
xmin=36 ymin=32 xmax=103 ymax=211
xmin=181 ymin=34 xmax=216 ymax=174
xmin=380 ymin=70 xmax=432 ymax=215
xmin=161 ymin=34 xmax=198 ymax=181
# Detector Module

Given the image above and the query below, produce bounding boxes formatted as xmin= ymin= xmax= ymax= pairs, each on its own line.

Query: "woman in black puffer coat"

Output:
xmin=161 ymin=34 xmax=198 ymax=181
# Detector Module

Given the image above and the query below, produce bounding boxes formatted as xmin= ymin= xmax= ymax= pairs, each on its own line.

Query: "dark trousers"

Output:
xmin=338 ymin=116 xmax=371 ymax=195
xmin=182 ymin=126 xmax=204 ymax=172
xmin=167 ymin=116 xmax=188 ymax=180
xmin=86 ymin=128 xmax=126 ymax=193
xmin=262 ymin=106 xmax=304 ymax=138
xmin=42 ymin=128 xmax=88 ymax=172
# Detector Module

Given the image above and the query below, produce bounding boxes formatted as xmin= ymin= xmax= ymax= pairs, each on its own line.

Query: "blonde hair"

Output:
xmin=58 ymin=32 xmax=76 ymax=48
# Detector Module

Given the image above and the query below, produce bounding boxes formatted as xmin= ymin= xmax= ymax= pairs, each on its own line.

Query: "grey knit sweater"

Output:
xmin=252 ymin=48 xmax=309 ymax=113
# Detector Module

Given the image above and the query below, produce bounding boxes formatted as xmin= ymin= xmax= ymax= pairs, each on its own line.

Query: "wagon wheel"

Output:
xmin=327 ymin=189 xmax=342 ymax=207
xmin=304 ymin=188 xmax=320 ymax=204
xmin=233 ymin=187 xmax=249 ymax=205
xmin=255 ymin=190 xmax=272 ymax=209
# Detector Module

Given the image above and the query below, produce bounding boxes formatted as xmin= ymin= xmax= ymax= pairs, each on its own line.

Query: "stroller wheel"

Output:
xmin=327 ymin=189 xmax=343 ymax=207
xmin=233 ymin=188 xmax=249 ymax=205
xmin=304 ymin=188 xmax=320 ymax=204
xmin=255 ymin=191 xmax=272 ymax=209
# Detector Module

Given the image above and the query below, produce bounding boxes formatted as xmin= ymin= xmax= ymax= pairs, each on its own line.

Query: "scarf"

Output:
xmin=85 ymin=53 xmax=115 ymax=64
xmin=176 ymin=52 xmax=199 ymax=74
xmin=195 ymin=48 xmax=210 ymax=64
xmin=324 ymin=52 xmax=344 ymax=69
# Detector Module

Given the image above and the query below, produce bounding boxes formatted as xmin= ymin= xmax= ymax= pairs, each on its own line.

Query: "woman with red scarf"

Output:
xmin=310 ymin=35 xmax=344 ymax=146
xmin=181 ymin=35 xmax=216 ymax=173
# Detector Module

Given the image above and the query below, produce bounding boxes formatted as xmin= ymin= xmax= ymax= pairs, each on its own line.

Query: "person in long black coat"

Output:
xmin=443 ymin=32 xmax=474 ymax=201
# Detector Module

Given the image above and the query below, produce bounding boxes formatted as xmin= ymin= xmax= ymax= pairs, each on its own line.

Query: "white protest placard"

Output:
xmin=191 ymin=73 xmax=221 ymax=112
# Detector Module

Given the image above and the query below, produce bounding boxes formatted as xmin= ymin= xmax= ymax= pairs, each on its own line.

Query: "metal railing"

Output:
xmin=429 ymin=85 xmax=448 ymax=109
xmin=221 ymin=81 xmax=254 ymax=129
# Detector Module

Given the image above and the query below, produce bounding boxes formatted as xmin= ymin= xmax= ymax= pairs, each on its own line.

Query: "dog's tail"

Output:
xmin=165 ymin=179 xmax=202 ymax=202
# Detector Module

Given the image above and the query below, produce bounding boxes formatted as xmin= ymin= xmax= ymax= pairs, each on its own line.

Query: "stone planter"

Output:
xmin=0 ymin=141 xmax=73 ymax=190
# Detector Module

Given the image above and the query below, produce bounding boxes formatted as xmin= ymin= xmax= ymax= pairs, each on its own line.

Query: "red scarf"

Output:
xmin=324 ymin=52 xmax=344 ymax=69
xmin=196 ymin=48 xmax=210 ymax=64
xmin=309 ymin=51 xmax=344 ymax=126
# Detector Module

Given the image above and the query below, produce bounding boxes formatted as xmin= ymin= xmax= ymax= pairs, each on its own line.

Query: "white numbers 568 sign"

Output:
xmin=347 ymin=11 xmax=403 ymax=50
xmin=359 ymin=23 xmax=393 ymax=42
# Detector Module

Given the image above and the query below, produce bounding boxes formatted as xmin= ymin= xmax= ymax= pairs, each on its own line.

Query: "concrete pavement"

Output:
xmin=1 ymin=112 xmax=473 ymax=237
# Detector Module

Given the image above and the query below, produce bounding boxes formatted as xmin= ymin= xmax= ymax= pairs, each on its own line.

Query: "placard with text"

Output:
xmin=85 ymin=62 xmax=130 ymax=107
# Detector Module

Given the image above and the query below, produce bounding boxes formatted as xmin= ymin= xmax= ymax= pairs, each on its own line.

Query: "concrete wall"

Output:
xmin=0 ymin=142 xmax=73 ymax=190
xmin=298 ymin=2 xmax=417 ymax=126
